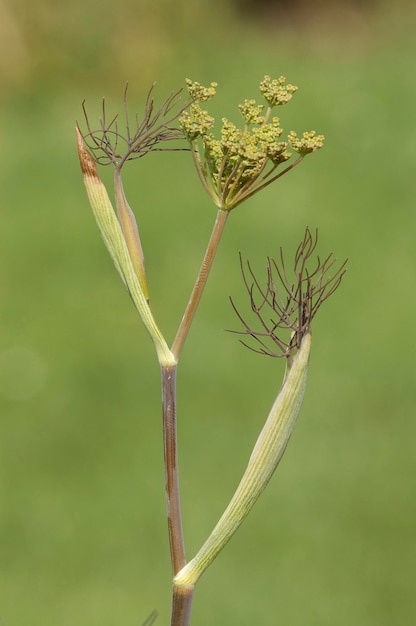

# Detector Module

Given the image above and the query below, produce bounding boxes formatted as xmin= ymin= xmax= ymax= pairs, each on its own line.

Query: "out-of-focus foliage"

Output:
xmin=0 ymin=0 xmax=411 ymax=95
xmin=0 ymin=0 xmax=232 ymax=95
xmin=1 ymin=1 xmax=415 ymax=625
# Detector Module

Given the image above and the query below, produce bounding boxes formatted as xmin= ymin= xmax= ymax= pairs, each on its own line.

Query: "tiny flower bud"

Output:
xmin=288 ymin=130 xmax=325 ymax=155
xmin=259 ymin=75 xmax=298 ymax=106
xmin=185 ymin=78 xmax=218 ymax=103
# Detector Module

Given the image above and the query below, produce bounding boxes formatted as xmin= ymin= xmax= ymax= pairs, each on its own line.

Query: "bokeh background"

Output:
xmin=1 ymin=1 xmax=415 ymax=624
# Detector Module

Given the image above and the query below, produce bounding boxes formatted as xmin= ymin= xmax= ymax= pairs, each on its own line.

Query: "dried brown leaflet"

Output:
xmin=79 ymin=83 xmax=189 ymax=169
xmin=229 ymin=227 xmax=347 ymax=364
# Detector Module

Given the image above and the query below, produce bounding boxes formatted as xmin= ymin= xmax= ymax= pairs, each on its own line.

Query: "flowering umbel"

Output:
xmin=180 ymin=76 xmax=325 ymax=210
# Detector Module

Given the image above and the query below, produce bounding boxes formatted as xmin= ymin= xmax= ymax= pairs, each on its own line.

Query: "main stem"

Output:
xmin=161 ymin=364 xmax=185 ymax=575
xmin=171 ymin=584 xmax=194 ymax=626
xmin=163 ymin=208 xmax=230 ymax=625
xmin=171 ymin=209 xmax=229 ymax=361
xmin=162 ymin=365 xmax=194 ymax=626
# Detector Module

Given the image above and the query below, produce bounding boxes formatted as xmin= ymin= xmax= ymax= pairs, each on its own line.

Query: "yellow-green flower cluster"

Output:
xmin=204 ymin=116 xmax=290 ymax=187
xmin=180 ymin=104 xmax=215 ymax=141
xmin=252 ymin=120 xmax=289 ymax=164
xmin=288 ymin=130 xmax=325 ymax=155
xmin=184 ymin=78 xmax=218 ymax=103
xmin=238 ymin=99 xmax=265 ymax=125
xmin=180 ymin=76 xmax=324 ymax=211
xmin=259 ymin=75 xmax=298 ymax=106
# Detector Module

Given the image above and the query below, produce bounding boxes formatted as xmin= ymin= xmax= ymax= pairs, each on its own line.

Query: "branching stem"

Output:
xmin=163 ymin=208 xmax=231 ymax=624
xmin=171 ymin=208 xmax=229 ymax=360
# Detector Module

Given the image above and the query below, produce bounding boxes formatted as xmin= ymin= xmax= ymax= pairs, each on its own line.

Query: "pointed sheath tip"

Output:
xmin=76 ymin=126 xmax=99 ymax=179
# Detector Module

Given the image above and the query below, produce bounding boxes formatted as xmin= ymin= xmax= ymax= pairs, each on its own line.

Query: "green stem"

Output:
xmin=171 ymin=209 xmax=229 ymax=360
xmin=114 ymin=169 xmax=149 ymax=300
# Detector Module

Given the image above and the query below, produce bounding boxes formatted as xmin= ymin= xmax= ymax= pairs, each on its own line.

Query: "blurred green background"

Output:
xmin=1 ymin=1 xmax=415 ymax=624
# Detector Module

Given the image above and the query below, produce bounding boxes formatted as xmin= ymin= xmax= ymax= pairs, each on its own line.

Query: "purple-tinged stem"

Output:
xmin=161 ymin=364 xmax=185 ymax=575
xmin=170 ymin=584 xmax=194 ymax=626
xmin=162 ymin=366 xmax=195 ymax=626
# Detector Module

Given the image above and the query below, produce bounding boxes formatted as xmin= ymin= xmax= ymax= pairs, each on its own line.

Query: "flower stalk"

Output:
xmin=171 ymin=208 xmax=229 ymax=361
